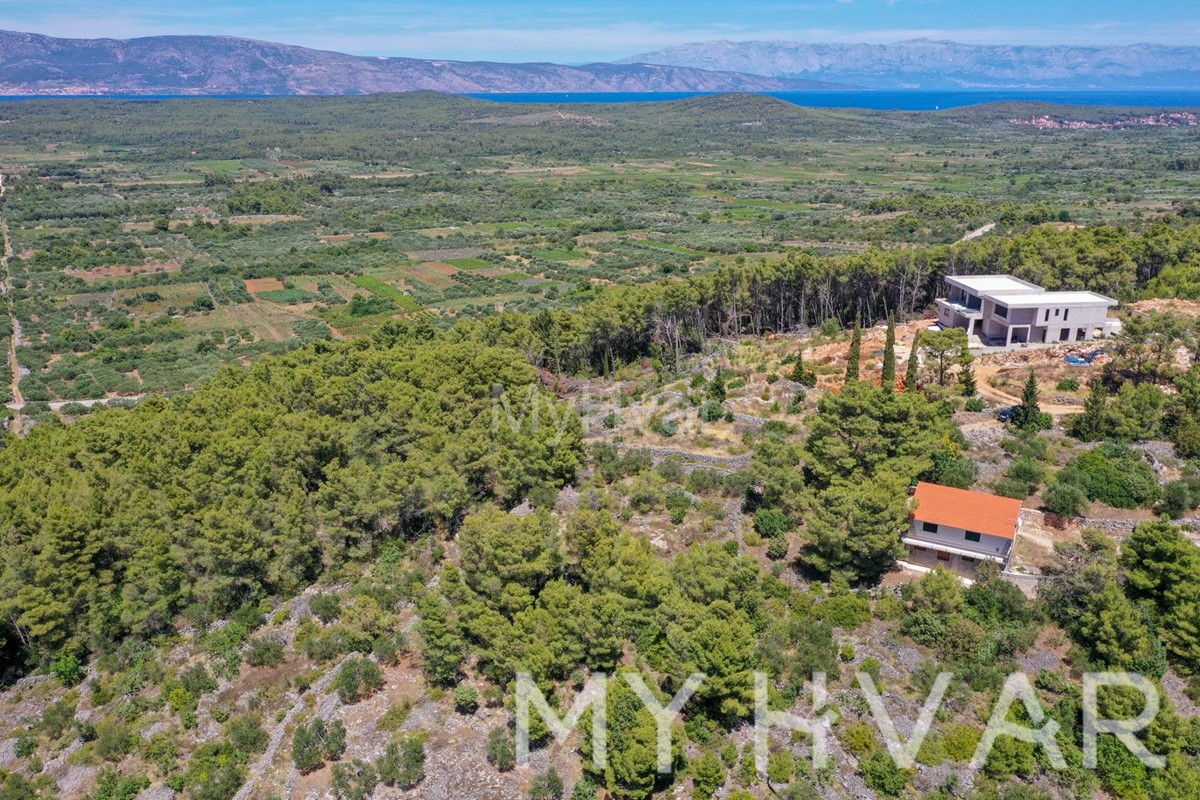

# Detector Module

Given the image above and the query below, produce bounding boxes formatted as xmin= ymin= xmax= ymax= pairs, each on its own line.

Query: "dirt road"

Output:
xmin=974 ymin=364 xmax=1084 ymax=417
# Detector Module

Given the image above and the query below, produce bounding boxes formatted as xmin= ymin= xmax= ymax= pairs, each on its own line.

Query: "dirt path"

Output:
xmin=974 ymin=364 xmax=1084 ymax=417
xmin=960 ymin=221 xmax=996 ymax=242
xmin=0 ymin=170 xmax=23 ymax=432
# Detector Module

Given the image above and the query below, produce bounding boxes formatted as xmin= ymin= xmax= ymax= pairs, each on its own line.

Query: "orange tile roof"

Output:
xmin=911 ymin=481 xmax=1021 ymax=541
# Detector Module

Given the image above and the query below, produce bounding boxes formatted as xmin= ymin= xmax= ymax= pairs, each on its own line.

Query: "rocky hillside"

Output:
xmin=620 ymin=39 xmax=1200 ymax=89
xmin=0 ymin=30 xmax=852 ymax=96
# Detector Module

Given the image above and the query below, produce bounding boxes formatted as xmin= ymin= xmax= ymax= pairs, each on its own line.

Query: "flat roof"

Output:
xmin=911 ymin=481 xmax=1022 ymax=541
xmin=945 ymin=275 xmax=1042 ymax=295
xmin=987 ymin=290 xmax=1117 ymax=308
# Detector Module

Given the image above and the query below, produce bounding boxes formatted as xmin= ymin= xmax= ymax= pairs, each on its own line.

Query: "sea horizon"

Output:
xmin=0 ymin=89 xmax=1198 ymax=111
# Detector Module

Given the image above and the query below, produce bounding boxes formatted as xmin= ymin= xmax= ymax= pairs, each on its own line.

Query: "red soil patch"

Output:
xmin=244 ymin=277 xmax=286 ymax=294
xmin=319 ymin=234 xmax=354 ymax=244
xmin=67 ymin=262 xmax=180 ymax=281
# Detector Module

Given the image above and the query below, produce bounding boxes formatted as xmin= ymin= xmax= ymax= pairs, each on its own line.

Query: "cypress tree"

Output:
xmin=792 ymin=349 xmax=816 ymax=387
xmin=904 ymin=333 xmax=920 ymax=393
xmin=1071 ymin=379 xmax=1109 ymax=441
xmin=1012 ymin=370 xmax=1042 ymax=429
xmin=845 ymin=319 xmax=862 ymax=384
xmin=881 ymin=315 xmax=897 ymax=392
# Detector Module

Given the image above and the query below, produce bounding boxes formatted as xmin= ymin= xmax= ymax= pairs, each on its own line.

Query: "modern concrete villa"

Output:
xmin=935 ymin=274 xmax=1119 ymax=347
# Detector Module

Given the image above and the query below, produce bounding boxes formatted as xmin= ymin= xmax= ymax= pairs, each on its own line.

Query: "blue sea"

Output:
xmin=464 ymin=89 xmax=1200 ymax=110
xmin=0 ymin=90 xmax=1198 ymax=109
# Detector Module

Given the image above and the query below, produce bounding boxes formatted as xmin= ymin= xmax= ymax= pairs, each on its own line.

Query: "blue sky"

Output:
xmin=1 ymin=1 xmax=1198 ymax=62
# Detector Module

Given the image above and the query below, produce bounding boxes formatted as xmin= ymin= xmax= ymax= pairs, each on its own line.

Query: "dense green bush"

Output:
xmin=1070 ymin=443 xmax=1161 ymax=508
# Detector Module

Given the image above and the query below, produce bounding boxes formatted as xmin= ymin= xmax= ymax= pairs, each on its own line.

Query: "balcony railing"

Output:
xmin=936 ymin=298 xmax=983 ymax=317
xmin=901 ymin=533 xmax=1009 ymax=563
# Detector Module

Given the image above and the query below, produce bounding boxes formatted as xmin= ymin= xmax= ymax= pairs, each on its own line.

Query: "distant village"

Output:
xmin=1009 ymin=111 xmax=1200 ymax=129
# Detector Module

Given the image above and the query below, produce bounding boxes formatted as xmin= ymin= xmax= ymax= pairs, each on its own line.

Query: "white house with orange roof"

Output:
xmin=903 ymin=481 xmax=1022 ymax=575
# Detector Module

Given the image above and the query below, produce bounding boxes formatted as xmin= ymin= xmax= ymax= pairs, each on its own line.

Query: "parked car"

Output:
xmin=997 ymin=405 xmax=1021 ymax=422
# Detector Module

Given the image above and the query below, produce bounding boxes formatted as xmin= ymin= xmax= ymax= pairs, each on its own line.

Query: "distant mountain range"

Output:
xmin=620 ymin=40 xmax=1200 ymax=89
xmin=0 ymin=30 xmax=853 ymax=96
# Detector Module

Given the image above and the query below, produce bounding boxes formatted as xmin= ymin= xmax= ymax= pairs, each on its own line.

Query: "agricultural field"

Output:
xmin=0 ymin=92 xmax=1199 ymax=416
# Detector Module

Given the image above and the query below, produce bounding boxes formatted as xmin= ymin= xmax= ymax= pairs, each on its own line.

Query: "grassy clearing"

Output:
xmin=348 ymin=275 xmax=421 ymax=310
xmin=256 ymin=288 xmax=320 ymax=304
xmin=446 ymin=257 xmax=493 ymax=270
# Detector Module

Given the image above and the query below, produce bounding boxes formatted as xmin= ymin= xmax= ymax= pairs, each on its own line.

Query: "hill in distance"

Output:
xmin=620 ymin=39 xmax=1200 ymax=89
xmin=0 ymin=30 xmax=856 ymax=96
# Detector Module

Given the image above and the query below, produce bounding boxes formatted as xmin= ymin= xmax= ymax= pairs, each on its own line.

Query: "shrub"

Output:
xmin=1056 ymin=379 xmax=1080 ymax=391
xmin=94 ymin=718 xmax=136 ymax=762
xmin=1044 ymin=479 xmax=1089 ymax=517
xmin=87 ymin=770 xmax=149 ymax=800
xmin=529 ymin=767 xmax=564 ymax=800
xmin=51 ymin=654 xmax=84 ymax=686
xmin=859 ymin=657 xmax=882 ymax=685
xmin=372 ymin=635 xmax=399 ymax=665
xmin=942 ymin=723 xmax=982 ymax=761
xmin=699 ymin=400 xmax=725 ymax=422
xmin=293 ymin=718 xmax=346 ymax=773
xmin=225 ymin=714 xmax=268 ymax=756
xmin=487 ymin=726 xmax=516 ymax=772
xmin=335 ymin=657 xmax=384 ymax=704
xmin=818 ymin=593 xmax=871 ymax=629
xmin=1071 ymin=443 xmax=1161 ymax=509
xmin=993 ymin=477 xmax=1033 ymax=500
xmin=766 ymin=537 xmax=790 ymax=561
xmin=965 ymin=397 xmax=986 ymax=412
xmin=309 ymin=592 xmax=341 ymax=624
xmin=377 ymin=735 xmax=425 ymax=789
xmin=841 ymin=721 xmax=877 ymax=756
xmin=983 ymin=736 xmax=1035 ymax=779
xmin=332 ymin=759 xmax=377 ymax=800
xmin=648 ymin=414 xmax=678 ymax=437
xmin=1158 ymin=479 xmax=1200 ymax=518
xmin=859 ymin=749 xmax=910 ymax=797
xmin=245 ymin=636 xmax=285 ymax=668
xmin=753 ymin=508 xmax=794 ymax=538
xmin=453 ymin=685 xmax=479 ymax=714
xmin=180 ymin=664 xmax=217 ymax=697
xmin=665 ymin=490 xmax=691 ymax=524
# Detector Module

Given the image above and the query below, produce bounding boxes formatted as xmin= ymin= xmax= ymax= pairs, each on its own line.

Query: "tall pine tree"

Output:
xmin=845 ymin=319 xmax=862 ymax=384
xmin=881 ymin=315 xmax=897 ymax=393
xmin=904 ymin=333 xmax=920 ymax=393
xmin=1011 ymin=370 xmax=1043 ymax=429
xmin=1070 ymin=379 xmax=1109 ymax=441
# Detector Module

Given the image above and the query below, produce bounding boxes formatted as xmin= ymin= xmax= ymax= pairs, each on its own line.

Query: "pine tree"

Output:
xmin=1011 ymin=370 xmax=1043 ymax=430
xmin=959 ymin=361 xmax=977 ymax=397
xmin=904 ymin=333 xmax=920 ymax=393
xmin=792 ymin=349 xmax=816 ymax=387
xmin=881 ymin=315 xmax=896 ymax=393
xmin=708 ymin=369 xmax=727 ymax=403
xmin=1071 ymin=379 xmax=1109 ymax=441
xmin=845 ymin=319 xmax=862 ymax=384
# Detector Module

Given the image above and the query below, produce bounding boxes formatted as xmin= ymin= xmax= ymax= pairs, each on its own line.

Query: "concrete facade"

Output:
xmin=936 ymin=275 xmax=1118 ymax=347
xmin=902 ymin=519 xmax=1015 ymax=566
